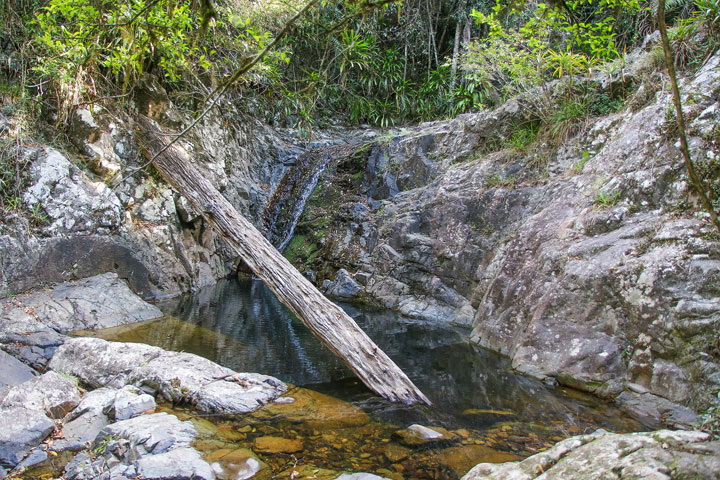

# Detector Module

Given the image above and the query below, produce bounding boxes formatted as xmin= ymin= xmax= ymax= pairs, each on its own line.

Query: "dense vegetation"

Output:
xmin=3 ymin=0 xmax=719 ymax=127
xmin=1 ymin=0 xmax=720 ymax=214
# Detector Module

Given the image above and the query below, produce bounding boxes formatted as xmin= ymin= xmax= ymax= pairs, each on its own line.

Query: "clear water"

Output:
xmin=89 ymin=278 xmax=652 ymax=479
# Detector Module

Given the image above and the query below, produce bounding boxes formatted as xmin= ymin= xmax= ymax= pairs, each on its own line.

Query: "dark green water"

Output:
xmin=96 ymin=278 xmax=649 ymax=432
xmin=89 ymin=278 xmax=652 ymax=479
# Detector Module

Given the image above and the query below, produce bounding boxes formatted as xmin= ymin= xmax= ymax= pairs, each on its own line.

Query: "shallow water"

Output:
xmin=90 ymin=278 xmax=652 ymax=479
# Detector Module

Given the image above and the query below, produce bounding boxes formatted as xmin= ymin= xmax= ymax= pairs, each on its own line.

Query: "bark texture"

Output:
xmin=136 ymin=116 xmax=430 ymax=405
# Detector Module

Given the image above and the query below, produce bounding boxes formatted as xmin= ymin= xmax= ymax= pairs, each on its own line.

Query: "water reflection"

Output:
xmin=95 ymin=278 xmax=649 ymax=434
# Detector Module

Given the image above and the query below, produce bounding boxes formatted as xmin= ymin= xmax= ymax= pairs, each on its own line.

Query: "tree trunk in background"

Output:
xmin=450 ymin=21 xmax=461 ymax=90
xmin=137 ymin=116 xmax=431 ymax=406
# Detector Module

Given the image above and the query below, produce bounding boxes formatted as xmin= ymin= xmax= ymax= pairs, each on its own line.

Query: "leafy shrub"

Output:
xmin=32 ymin=0 xmax=293 ymax=119
xmin=589 ymin=91 xmax=626 ymax=116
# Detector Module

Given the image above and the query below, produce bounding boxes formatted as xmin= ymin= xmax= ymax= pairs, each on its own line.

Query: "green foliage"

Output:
xmin=544 ymin=95 xmax=589 ymax=143
xmin=571 ymin=151 xmax=591 ymax=173
xmin=0 ymin=130 xmax=31 ymax=214
xmin=699 ymin=124 xmax=720 ymax=213
xmin=588 ymin=91 xmax=626 ymax=116
xmin=506 ymin=121 xmax=539 ymax=151
xmin=663 ymin=0 xmax=720 ymax=71
xmin=593 ymin=189 xmax=620 ymax=207
xmin=460 ymin=0 xmax=640 ymax=110
xmin=697 ymin=0 xmax=720 ymax=35
xmin=10 ymin=0 xmax=720 ymax=131
xmin=31 ymin=0 xmax=295 ymax=119
xmin=461 ymin=7 xmax=547 ymax=103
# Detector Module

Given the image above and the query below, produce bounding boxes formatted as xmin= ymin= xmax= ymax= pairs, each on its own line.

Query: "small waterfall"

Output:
xmin=277 ymin=152 xmax=332 ymax=251
xmin=264 ymin=148 xmax=333 ymax=251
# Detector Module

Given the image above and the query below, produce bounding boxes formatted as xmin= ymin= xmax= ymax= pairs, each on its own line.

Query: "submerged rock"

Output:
xmin=207 ymin=448 xmax=269 ymax=480
xmin=50 ymin=337 xmax=287 ymax=414
xmin=253 ymin=436 xmax=304 ymax=454
xmin=461 ymin=429 xmax=720 ymax=480
xmin=335 ymin=474 xmax=393 ymax=480
xmin=251 ymin=387 xmax=370 ymax=429
xmin=393 ymin=424 xmax=455 ymax=447
xmin=383 ymin=444 xmax=412 ymax=463
xmin=435 ymin=445 xmax=520 ymax=477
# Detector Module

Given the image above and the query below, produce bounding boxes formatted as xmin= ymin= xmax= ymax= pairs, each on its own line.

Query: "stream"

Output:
xmin=89 ymin=278 xmax=652 ymax=479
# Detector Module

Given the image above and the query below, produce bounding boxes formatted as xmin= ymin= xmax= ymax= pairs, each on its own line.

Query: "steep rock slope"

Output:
xmin=293 ymin=52 xmax=720 ymax=415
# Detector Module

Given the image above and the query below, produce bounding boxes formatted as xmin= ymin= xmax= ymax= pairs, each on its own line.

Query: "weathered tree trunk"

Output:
xmin=137 ymin=116 xmax=431 ymax=405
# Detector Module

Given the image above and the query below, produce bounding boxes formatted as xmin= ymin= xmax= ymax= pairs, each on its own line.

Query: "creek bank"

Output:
xmin=0 ymin=269 xmax=712 ymax=480
xmin=0 ymin=273 xmax=283 ymax=478
xmin=50 ymin=337 xmax=287 ymax=414
xmin=461 ymin=429 xmax=720 ymax=480
xmin=0 ymin=272 xmax=162 ymax=370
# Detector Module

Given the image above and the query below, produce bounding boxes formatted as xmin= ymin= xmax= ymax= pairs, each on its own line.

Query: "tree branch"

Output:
xmin=145 ymin=0 xmax=322 ymax=166
xmin=657 ymin=0 xmax=720 ymax=233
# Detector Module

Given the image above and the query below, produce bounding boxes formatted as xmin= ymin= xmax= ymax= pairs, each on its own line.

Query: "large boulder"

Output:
xmin=0 ymin=371 xmax=81 ymax=419
xmin=23 ymin=148 xmax=123 ymax=235
xmin=462 ymin=429 xmax=720 ymax=480
xmin=0 ymin=370 xmax=83 ymax=468
xmin=50 ymin=337 xmax=287 ymax=414
xmin=0 ymin=406 xmax=55 ymax=467
xmin=64 ymin=412 xmax=214 ymax=480
xmin=0 ymin=272 xmax=162 ymax=336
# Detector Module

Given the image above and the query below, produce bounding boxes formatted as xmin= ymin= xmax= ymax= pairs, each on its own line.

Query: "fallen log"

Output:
xmin=137 ymin=116 xmax=430 ymax=405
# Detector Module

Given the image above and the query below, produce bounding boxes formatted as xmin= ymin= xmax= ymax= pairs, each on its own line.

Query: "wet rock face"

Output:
xmin=461 ymin=429 xmax=720 ymax=480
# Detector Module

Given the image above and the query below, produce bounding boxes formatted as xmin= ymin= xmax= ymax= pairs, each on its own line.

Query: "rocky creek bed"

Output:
xmin=1 ymin=46 xmax=720 ymax=480
xmin=1 ymin=272 xmax=718 ymax=480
